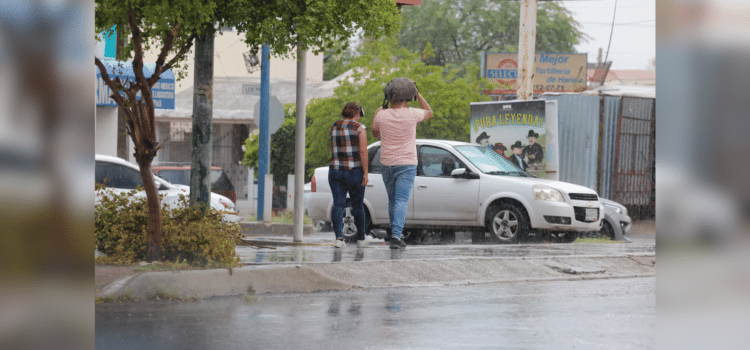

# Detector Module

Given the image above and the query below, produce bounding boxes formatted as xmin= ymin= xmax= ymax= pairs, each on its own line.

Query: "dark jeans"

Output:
xmin=328 ymin=167 xmax=367 ymax=240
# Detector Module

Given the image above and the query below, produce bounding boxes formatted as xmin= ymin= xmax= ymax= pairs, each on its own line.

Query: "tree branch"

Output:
xmin=95 ymin=57 xmax=129 ymax=109
xmin=153 ymin=21 xmax=181 ymax=76
xmin=95 ymin=57 xmax=138 ymax=128
xmin=148 ymin=33 xmax=197 ymax=87
xmin=127 ymin=7 xmax=157 ymax=153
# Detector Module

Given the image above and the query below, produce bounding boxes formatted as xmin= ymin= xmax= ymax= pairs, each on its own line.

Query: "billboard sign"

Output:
xmin=470 ymin=100 xmax=555 ymax=178
xmin=96 ymin=59 xmax=175 ymax=109
xmin=483 ymin=52 xmax=587 ymax=95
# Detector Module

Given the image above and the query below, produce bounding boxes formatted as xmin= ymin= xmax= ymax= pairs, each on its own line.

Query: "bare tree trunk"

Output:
xmin=135 ymin=153 xmax=162 ymax=261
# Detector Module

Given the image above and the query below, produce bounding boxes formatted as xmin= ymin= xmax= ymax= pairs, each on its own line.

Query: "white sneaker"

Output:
xmin=356 ymin=238 xmax=368 ymax=248
xmin=334 ymin=239 xmax=345 ymax=248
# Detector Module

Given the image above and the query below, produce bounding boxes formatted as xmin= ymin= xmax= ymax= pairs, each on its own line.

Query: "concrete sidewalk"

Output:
xmin=96 ymin=227 xmax=655 ymax=302
xmin=96 ymin=216 xmax=656 ymax=301
xmin=96 ymin=252 xmax=655 ymax=301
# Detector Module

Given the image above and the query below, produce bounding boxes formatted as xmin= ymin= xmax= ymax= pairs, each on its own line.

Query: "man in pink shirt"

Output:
xmin=372 ymin=78 xmax=433 ymax=249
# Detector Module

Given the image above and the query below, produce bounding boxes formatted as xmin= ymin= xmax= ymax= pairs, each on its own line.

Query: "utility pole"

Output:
xmin=517 ymin=0 xmax=538 ymax=100
xmin=257 ymin=44 xmax=271 ymax=222
xmin=293 ymin=44 xmax=306 ymax=242
xmin=190 ymin=33 xmax=214 ymax=212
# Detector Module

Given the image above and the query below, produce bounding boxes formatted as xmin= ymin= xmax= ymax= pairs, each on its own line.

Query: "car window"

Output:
xmin=95 ymin=161 xmax=144 ymax=189
xmin=369 ymin=147 xmax=385 ymax=174
xmin=156 ymin=170 xmax=188 ymax=185
xmin=418 ymin=146 xmax=464 ymax=177
xmin=454 ymin=145 xmax=531 ymax=176
xmin=211 ymin=170 xmax=222 ymax=182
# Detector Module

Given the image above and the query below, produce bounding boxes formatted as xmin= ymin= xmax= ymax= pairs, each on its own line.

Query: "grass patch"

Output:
xmin=96 ymin=293 xmax=138 ymax=304
xmin=133 ymin=260 xmax=236 ymax=272
xmin=151 ymin=287 xmax=199 ymax=302
xmin=576 ymin=237 xmax=623 ymax=244
xmin=245 ymin=210 xmax=313 ymax=225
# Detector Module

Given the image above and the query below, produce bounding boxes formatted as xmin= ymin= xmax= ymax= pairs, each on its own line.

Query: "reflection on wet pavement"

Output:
xmin=236 ymin=238 xmax=655 ymax=265
xmin=96 ymin=278 xmax=655 ymax=349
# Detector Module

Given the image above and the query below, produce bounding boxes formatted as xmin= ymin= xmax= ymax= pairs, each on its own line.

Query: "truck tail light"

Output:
xmin=311 ymin=175 xmax=316 ymax=192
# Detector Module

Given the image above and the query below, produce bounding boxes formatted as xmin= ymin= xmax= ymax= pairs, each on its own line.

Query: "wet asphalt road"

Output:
xmin=96 ymin=277 xmax=655 ymax=349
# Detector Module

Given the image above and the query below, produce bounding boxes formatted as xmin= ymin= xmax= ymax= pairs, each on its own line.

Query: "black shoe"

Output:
xmin=390 ymin=237 xmax=406 ymax=249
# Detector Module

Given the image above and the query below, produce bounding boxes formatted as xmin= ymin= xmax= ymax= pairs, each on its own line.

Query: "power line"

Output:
xmin=581 ymin=19 xmax=654 ymax=25
xmin=603 ymin=0 xmax=617 ymax=66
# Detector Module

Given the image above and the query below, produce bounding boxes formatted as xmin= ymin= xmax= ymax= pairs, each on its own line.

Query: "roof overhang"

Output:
xmin=96 ymin=59 xmax=176 ymax=109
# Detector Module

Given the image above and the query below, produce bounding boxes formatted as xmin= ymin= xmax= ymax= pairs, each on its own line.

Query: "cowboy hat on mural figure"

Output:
xmin=522 ymin=129 xmax=544 ymax=165
xmin=509 ymin=141 xmax=527 ymax=171
xmin=492 ymin=142 xmax=509 ymax=159
xmin=475 ymin=131 xmax=491 ymax=148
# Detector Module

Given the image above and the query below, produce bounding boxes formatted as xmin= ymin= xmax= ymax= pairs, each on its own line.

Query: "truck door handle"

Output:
xmin=367 ymin=184 xmax=374 ymax=187
xmin=418 ymin=185 xmax=427 ymax=189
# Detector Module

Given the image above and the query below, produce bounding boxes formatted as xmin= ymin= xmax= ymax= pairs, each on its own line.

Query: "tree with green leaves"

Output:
xmin=96 ymin=0 xmax=214 ymax=261
xmin=243 ymin=104 xmax=311 ymax=185
xmin=96 ymin=0 xmax=401 ymax=261
xmin=398 ymin=0 xmax=585 ymax=73
xmin=323 ymin=40 xmax=358 ymax=81
xmin=244 ymin=38 xmax=496 ymax=182
xmin=304 ymin=37 xmax=496 ymax=175
xmin=237 ymin=0 xmax=401 ymax=57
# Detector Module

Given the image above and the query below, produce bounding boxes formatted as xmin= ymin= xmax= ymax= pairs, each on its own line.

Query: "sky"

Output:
xmin=561 ymin=0 xmax=655 ymax=70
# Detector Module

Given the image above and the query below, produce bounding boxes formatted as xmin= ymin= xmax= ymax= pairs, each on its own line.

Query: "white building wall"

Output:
xmin=143 ymin=30 xmax=324 ymax=93
xmin=95 ymin=106 xmax=118 ymax=158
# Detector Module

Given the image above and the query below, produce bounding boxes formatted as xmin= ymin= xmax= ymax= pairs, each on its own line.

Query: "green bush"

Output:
xmin=95 ymin=183 xmax=242 ymax=266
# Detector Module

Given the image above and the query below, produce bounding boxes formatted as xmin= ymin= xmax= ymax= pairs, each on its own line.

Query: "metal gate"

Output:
xmin=155 ymin=122 xmax=250 ymax=199
xmin=613 ymin=97 xmax=655 ymax=216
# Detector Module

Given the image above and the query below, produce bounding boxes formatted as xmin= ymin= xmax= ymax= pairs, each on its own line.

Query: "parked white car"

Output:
xmin=307 ymin=139 xmax=603 ymax=243
xmin=581 ymin=197 xmax=632 ymax=242
xmin=95 ymin=154 xmax=239 ymax=221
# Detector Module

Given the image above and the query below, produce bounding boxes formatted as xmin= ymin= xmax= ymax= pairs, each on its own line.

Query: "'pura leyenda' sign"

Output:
xmin=483 ymin=52 xmax=587 ymax=95
xmin=470 ymin=100 xmax=550 ymax=178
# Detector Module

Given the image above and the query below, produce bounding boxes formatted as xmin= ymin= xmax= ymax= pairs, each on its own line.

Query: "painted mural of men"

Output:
xmin=522 ymin=129 xmax=544 ymax=164
xmin=509 ymin=141 xmax=527 ymax=171
xmin=492 ymin=142 xmax=509 ymax=159
xmin=475 ymin=131 xmax=491 ymax=148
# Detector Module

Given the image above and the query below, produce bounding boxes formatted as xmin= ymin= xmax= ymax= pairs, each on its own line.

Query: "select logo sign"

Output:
xmin=486 ymin=59 xmax=518 ymax=82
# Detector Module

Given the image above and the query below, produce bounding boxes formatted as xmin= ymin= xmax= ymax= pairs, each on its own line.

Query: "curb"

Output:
xmin=96 ymin=253 xmax=655 ymax=302
xmin=240 ymin=238 xmax=332 ymax=247
xmin=240 ymin=222 xmax=314 ymax=236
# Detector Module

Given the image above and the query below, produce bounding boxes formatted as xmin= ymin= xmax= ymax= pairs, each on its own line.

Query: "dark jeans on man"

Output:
xmin=328 ymin=167 xmax=367 ymax=241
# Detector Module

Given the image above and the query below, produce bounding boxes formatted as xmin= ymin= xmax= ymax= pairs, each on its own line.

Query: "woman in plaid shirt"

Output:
xmin=329 ymin=102 xmax=369 ymax=248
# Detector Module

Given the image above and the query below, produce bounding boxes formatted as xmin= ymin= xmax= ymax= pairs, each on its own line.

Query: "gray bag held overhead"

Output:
xmin=382 ymin=77 xmax=418 ymax=109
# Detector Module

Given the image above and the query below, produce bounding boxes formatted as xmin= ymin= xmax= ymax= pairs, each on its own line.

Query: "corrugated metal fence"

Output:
xmin=613 ymin=97 xmax=655 ymax=211
xmin=598 ymin=96 xmax=621 ymax=200
xmin=542 ymin=94 xmax=600 ymax=191
xmin=543 ymin=93 xmax=655 ymax=217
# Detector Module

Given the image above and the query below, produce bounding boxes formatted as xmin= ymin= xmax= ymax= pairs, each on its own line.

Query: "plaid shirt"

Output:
xmin=330 ymin=119 xmax=365 ymax=170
